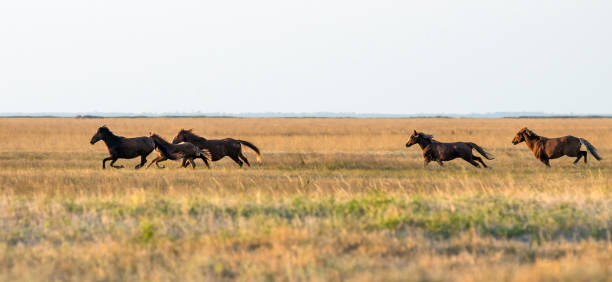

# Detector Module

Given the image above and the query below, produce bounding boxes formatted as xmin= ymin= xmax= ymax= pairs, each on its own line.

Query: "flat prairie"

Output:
xmin=0 ymin=118 xmax=611 ymax=281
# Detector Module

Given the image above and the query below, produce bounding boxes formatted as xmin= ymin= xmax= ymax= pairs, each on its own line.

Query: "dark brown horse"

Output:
xmin=90 ymin=125 xmax=173 ymax=169
xmin=405 ymin=130 xmax=495 ymax=168
xmin=512 ymin=127 xmax=602 ymax=167
xmin=147 ymin=133 xmax=211 ymax=169
xmin=172 ymin=129 xmax=261 ymax=167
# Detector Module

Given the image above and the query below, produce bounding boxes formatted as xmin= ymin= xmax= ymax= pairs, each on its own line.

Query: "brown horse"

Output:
xmin=405 ymin=130 xmax=495 ymax=168
xmin=90 ymin=125 xmax=173 ymax=169
xmin=147 ymin=133 xmax=211 ymax=169
xmin=172 ymin=129 xmax=261 ymax=167
xmin=512 ymin=127 xmax=602 ymax=167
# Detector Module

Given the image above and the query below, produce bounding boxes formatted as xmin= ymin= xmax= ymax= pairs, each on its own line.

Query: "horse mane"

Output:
xmin=150 ymin=133 xmax=171 ymax=146
xmin=419 ymin=132 xmax=435 ymax=140
xmin=99 ymin=126 xmax=122 ymax=147
xmin=533 ymin=139 xmax=547 ymax=160
xmin=419 ymin=132 xmax=433 ymax=140
xmin=181 ymin=129 xmax=207 ymax=141
xmin=521 ymin=127 xmax=541 ymax=139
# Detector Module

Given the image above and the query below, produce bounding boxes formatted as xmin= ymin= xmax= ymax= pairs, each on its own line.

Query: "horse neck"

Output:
xmin=523 ymin=134 xmax=541 ymax=151
xmin=185 ymin=132 xmax=207 ymax=143
xmin=417 ymin=138 xmax=433 ymax=150
xmin=152 ymin=135 xmax=171 ymax=146
xmin=102 ymin=132 xmax=121 ymax=148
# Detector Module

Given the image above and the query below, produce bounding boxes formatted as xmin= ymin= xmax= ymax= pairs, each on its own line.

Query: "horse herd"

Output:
xmin=90 ymin=126 xmax=602 ymax=169
xmin=90 ymin=126 xmax=261 ymax=169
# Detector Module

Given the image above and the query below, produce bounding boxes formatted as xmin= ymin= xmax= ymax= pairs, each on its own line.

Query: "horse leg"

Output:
xmin=156 ymin=157 xmax=167 ymax=168
xmin=583 ymin=151 xmax=589 ymax=164
xmin=472 ymin=155 xmax=487 ymax=168
xmin=437 ymin=161 xmax=444 ymax=167
xmin=230 ymin=155 xmax=244 ymax=167
xmin=189 ymin=157 xmax=196 ymax=169
xmin=110 ymin=158 xmax=124 ymax=169
xmin=238 ymin=152 xmax=251 ymax=167
xmin=147 ymin=156 xmax=160 ymax=168
xmin=573 ymin=152 xmax=584 ymax=165
xmin=181 ymin=158 xmax=188 ymax=168
xmin=200 ymin=156 xmax=211 ymax=169
xmin=147 ymin=156 xmax=166 ymax=169
xmin=462 ymin=156 xmax=480 ymax=168
xmin=423 ymin=159 xmax=431 ymax=167
xmin=541 ymin=158 xmax=551 ymax=167
xmin=135 ymin=155 xmax=147 ymax=169
xmin=102 ymin=157 xmax=113 ymax=169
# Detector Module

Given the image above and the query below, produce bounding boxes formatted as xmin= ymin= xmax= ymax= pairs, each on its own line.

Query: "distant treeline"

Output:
xmin=506 ymin=115 xmax=612 ymax=119
xmin=1 ymin=113 xmax=611 ymax=119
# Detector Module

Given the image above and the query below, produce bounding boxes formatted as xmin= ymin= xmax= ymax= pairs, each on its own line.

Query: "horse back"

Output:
xmin=426 ymin=142 xmax=467 ymax=161
xmin=114 ymin=136 xmax=155 ymax=157
xmin=542 ymin=136 xmax=581 ymax=158
xmin=170 ymin=142 xmax=200 ymax=157
xmin=196 ymin=139 xmax=231 ymax=161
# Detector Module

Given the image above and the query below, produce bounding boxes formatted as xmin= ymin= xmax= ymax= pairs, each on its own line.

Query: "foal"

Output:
xmin=512 ymin=127 xmax=602 ymax=167
xmin=405 ymin=130 xmax=495 ymax=168
xmin=172 ymin=129 xmax=261 ymax=167
xmin=147 ymin=133 xmax=210 ymax=169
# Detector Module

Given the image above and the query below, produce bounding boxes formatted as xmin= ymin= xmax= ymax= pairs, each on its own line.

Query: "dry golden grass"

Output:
xmin=1 ymin=118 xmax=611 ymax=281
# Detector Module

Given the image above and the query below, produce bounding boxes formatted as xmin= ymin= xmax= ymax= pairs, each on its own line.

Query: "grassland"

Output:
xmin=0 ymin=118 xmax=611 ymax=281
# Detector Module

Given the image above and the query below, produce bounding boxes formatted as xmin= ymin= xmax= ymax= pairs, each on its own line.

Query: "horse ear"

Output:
xmin=413 ymin=130 xmax=417 ymax=135
xmin=188 ymin=128 xmax=193 ymax=132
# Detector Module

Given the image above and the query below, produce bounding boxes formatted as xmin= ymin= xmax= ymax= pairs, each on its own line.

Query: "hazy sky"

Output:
xmin=1 ymin=1 xmax=610 ymax=114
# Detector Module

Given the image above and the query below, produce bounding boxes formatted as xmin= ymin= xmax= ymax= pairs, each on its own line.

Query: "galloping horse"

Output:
xmin=172 ymin=129 xmax=261 ymax=167
xmin=512 ymin=127 xmax=602 ymax=167
xmin=90 ymin=125 xmax=171 ymax=169
xmin=147 ymin=133 xmax=211 ymax=169
xmin=405 ymin=130 xmax=495 ymax=168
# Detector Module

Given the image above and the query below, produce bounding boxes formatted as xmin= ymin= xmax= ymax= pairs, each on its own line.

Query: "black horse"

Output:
xmin=147 ymin=133 xmax=210 ymax=169
xmin=172 ymin=129 xmax=261 ymax=167
xmin=90 ymin=125 xmax=174 ymax=169
xmin=406 ymin=130 xmax=495 ymax=168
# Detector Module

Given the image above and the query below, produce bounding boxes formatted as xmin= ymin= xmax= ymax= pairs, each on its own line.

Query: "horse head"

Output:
xmin=90 ymin=125 xmax=109 ymax=145
xmin=406 ymin=130 xmax=433 ymax=147
xmin=512 ymin=127 xmax=534 ymax=145
xmin=172 ymin=128 xmax=193 ymax=144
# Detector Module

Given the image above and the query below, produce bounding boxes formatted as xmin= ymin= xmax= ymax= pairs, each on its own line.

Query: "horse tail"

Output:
xmin=152 ymin=138 xmax=177 ymax=160
xmin=467 ymin=142 xmax=495 ymax=160
xmin=238 ymin=140 xmax=262 ymax=163
xmin=199 ymin=149 xmax=212 ymax=160
xmin=580 ymin=138 xmax=602 ymax=160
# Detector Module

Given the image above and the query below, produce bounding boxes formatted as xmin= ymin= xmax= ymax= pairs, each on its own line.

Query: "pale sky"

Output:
xmin=0 ymin=1 xmax=610 ymax=114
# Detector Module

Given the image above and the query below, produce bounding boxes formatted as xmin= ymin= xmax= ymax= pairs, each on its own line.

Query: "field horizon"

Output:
xmin=1 ymin=118 xmax=611 ymax=281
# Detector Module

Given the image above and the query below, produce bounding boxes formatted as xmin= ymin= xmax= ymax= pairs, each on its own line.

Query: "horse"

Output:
xmin=90 ymin=125 xmax=172 ymax=169
xmin=147 ymin=133 xmax=211 ymax=169
xmin=172 ymin=129 xmax=261 ymax=167
xmin=511 ymin=127 xmax=602 ymax=167
xmin=405 ymin=130 xmax=495 ymax=168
